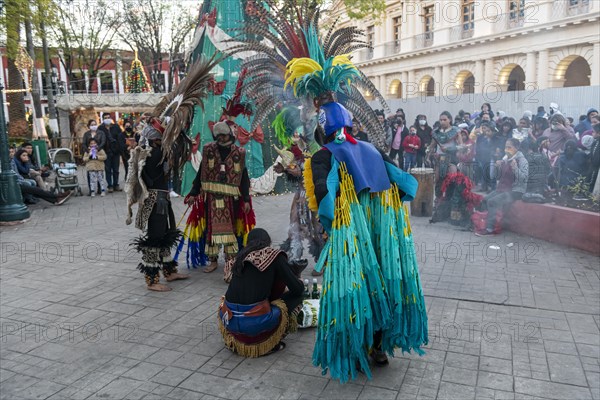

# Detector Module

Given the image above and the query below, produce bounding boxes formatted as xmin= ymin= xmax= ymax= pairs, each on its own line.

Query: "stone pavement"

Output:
xmin=1 ymin=187 xmax=599 ymax=400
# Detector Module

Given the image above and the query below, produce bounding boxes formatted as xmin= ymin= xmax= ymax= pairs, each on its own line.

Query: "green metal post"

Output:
xmin=0 ymin=84 xmax=30 ymax=222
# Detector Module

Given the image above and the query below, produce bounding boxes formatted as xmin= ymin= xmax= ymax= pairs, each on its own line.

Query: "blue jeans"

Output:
xmin=404 ymin=153 xmax=417 ymax=170
xmin=105 ymin=153 xmax=119 ymax=188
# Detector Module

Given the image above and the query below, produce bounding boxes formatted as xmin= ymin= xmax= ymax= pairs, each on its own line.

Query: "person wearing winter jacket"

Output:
xmin=476 ymin=138 xmax=529 ymax=236
xmin=542 ymin=114 xmax=575 ymax=154
xmin=402 ymin=127 xmax=421 ymax=170
xmin=83 ymin=138 xmax=108 ymax=197
xmin=388 ymin=116 xmax=409 ymax=167
xmin=575 ymin=108 xmax=598 ymax=136
xmin=414 ymin=114 xmax=432 ymax=167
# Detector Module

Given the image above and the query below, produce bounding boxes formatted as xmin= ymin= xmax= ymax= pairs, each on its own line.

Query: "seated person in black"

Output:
xmin=219 ymin=228 xmax=304 ymax=357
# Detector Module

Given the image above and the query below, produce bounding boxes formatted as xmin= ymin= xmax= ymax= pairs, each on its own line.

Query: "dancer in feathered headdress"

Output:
xmin=227 ymin=0 xmax=390 ymax=151
xmin=282 ymin=31 xmax=429 ymax=382
xmin=125 ymin=57 xmax=220 ymax=291
xmin=179 ymin=67 xmax=257 ymax=280
xmin=272 ymin=107 xmax=325 ymax=269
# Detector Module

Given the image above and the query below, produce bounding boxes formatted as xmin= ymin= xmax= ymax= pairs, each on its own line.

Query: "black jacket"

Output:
xmin=98 ymin=124 xmax=126 ymax=156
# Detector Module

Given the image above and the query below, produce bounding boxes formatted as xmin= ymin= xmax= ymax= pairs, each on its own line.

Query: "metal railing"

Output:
xmin=383 ymin=40 xmax=401 ymax=55
xmin=449 ymin=24 xmax=475 ymax=42
xmin=552 ymin=0 xmax=590 ymax=18
xmin=414 ymin=32 xmax=434 ymax=49
xmin=493 ymin=12 xmax=526 ymax=34
xmin=358 ymin=48 xmax=374 ymax=61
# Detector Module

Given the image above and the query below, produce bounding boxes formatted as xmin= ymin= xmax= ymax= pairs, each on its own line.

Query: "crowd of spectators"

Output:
xmin=362 ymin=103 xmax=599 ymax=201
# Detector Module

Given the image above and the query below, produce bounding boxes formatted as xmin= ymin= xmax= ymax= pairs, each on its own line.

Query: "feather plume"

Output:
xmin=152 ymin=55 xmax=221 ymax=168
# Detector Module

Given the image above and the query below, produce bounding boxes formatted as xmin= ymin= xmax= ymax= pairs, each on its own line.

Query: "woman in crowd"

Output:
xmin=475 ymin=122 xmax=502 ymax=192
xmin=414 ymin=114 xmax=433 ymax=167
xmin=530 ymin=116 xmax=549 ymax=141
xmin=14 ymin=149 xmax=47 ymax=190
xmin=219 ymin=228 xmax=303 ymax=357
xmin=457 ymin=128 xmax=476 ymax=182
xmin=543 ymin=114 xmax=575 ymax=155
xmin=557 ymin=139 xmax=588 ymax=188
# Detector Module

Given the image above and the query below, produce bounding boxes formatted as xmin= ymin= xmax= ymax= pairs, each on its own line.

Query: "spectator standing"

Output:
xmin=402 ymin=126 xmax=421 ymax=170
xmin=82 ymin=119 xmax=106 ymax=151
xmin=97 ymin=113 xmax=126 ymax=192
xmin=83 ymin=138 xmax=107 ymax=197
xmin=414 ymin=114 xmax=433 ymax=167
xmin=475 ymin=122 xmax=502 ymax=192
xmin=388 ymin=116 xmax=409 ymax=167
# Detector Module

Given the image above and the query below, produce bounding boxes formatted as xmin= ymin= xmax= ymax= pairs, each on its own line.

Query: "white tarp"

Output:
xmin=55 ymin=93 xmax=164 ymax=112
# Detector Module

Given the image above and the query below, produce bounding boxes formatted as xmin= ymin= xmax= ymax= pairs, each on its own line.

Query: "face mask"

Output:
xmin=90 ymin=125 xmax=98 ymax=131
xmin=103 ymin=119 xmax=111 ymax=125
xmin=551 ymin=124 xmax=558 ymax=130
xmin=410 ymin=131 xmax=416 ymax=135
xmin=419 ymin=120 xmax=426 ymax=126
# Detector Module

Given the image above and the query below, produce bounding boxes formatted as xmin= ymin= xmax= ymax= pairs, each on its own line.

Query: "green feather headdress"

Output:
xmin=272 ymin=107 xmax=302 ymax=148
xmin=284 ymin=26 xmax=359 ymax=99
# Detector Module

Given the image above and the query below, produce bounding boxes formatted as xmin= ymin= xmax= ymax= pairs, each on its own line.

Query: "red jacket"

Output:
xmin=402 ymin=134 xmax=421 ymax=154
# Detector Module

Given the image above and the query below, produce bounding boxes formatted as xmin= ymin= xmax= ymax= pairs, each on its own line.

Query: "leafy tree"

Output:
xmin=119 ymin=0 xmax=197 ymax=93
xmin=49 ymin=0 xmax=120 ymax=93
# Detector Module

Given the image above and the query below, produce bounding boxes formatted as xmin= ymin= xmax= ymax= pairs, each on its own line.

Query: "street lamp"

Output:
xmin=0 ymin=84 xmax=30 ymax=222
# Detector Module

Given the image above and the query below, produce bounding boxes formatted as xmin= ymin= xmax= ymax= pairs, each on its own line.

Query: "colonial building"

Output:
xmin=0 ymin=48 xmax=181 ymax=121
xmin=327 ymin=0 xmax=598 ymax=108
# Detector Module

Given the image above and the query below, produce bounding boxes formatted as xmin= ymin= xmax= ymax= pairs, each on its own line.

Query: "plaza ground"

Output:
xmin=0 ymin=188 xmax=598 ymax=400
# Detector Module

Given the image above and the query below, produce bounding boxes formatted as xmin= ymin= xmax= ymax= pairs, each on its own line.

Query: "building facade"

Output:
xmin=327 ymin=0 xmax=599 ymax=107
xmin=0 ymin=48 xmax=180 ymax=121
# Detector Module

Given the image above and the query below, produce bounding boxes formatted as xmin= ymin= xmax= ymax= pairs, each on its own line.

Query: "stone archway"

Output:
xmin=556 ymin=56 xmax=591 ymax=87
xmin=419 ymin=75 xmax=435 ymax=97
xmin=389 ymin=79 xmax=402 ymax=98
xmin=454 ymin=70 xmax=475 ymax=94
xmin=498 ymin=63 xmax=525 ymax=91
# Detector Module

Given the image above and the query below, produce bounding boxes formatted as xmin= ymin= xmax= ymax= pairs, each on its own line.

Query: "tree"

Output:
xmin=119 ymin=0 xmax=197 ymax=93
xmin=49 ymin=0 xmax=120 ymax=93
xmin=126 ymin=51 xmax=152 ymax=93
xmin=3 ymin=0 xmax=30 ymax=137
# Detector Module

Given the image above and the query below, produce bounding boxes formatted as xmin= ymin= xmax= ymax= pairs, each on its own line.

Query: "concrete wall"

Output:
xmin=371 ymin=85 xmax=600 ymax=120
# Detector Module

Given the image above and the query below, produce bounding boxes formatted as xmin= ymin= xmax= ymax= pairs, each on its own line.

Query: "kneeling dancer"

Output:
xmin=218 ymin=228 xmax=303 ymax=357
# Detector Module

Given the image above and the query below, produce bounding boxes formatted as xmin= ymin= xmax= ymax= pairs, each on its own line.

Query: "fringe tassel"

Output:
xmin=303 ymin=158 xmax=318 ymax=212
xmin=201 ymin=181 xmax=241 ymax=196
xmin=217 ymin=299 xmax=290 ymax=358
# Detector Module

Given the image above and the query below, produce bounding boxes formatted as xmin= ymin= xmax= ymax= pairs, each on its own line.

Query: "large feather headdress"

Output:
xmin=150 ymin=55 xmax=221 ymax=170
xmin=226 ymin=0 xmax=390 ymax=150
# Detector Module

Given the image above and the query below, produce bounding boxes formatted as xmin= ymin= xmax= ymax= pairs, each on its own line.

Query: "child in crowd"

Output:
xmin=83 ymin=138 xmax=107 ymax=197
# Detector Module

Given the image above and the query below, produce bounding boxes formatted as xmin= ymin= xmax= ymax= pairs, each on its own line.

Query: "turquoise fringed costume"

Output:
xmin=283 ymin=36 xmax=428 ymax=383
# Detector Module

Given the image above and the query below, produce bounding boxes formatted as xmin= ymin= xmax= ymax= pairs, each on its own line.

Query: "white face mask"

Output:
xmin=103 ymin=119 xmax=111 ymax=125
xmin=419 ymin=120 xmax=426 ymax=126
xmin=90 ymin=125 xmax=98 ymax=131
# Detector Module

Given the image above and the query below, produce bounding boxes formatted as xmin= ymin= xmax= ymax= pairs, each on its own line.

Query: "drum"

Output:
xmin=410 ymin=168 xmax=435 ymax=217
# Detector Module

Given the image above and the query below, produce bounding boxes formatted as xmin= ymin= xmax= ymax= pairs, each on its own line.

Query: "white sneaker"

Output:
xmin=169 ymin=190 xmax=180 ymax=198
xmin=101 ymin=191 xmax=106 ymax=197
xmin=91 ymin=192 xmax=96 ymax=197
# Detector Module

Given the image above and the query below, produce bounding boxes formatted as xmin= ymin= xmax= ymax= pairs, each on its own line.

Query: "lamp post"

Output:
xmin=0 ymin=84 xmax=30 ymax=222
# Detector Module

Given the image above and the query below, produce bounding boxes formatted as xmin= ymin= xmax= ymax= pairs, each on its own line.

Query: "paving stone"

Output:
xmin=357 ymin=386 xmax=398 ymax=400
xmin=477 ymin=371 xmax=514 ymax=391
xmin=546 ymin=353 xmax=588 ymax=386
xmin=122 ymin=362 xmax=165 ymax=381
xmin=94 ymin=377 xmax=144 ymax=399
xmin=179 ymin=372 xmax=246 ymax=399
xmin=151 ymin=366 xmax=193 ymax=387
xmin=445 ymin=352 xmax=480 ymax=370
xmin=438 ymin=382 xmax=476 ymax=400
xmin=442 ymin=366 xmax=478 ymax=386
xmin=515 ymin=377 xmax=593 ymax=399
